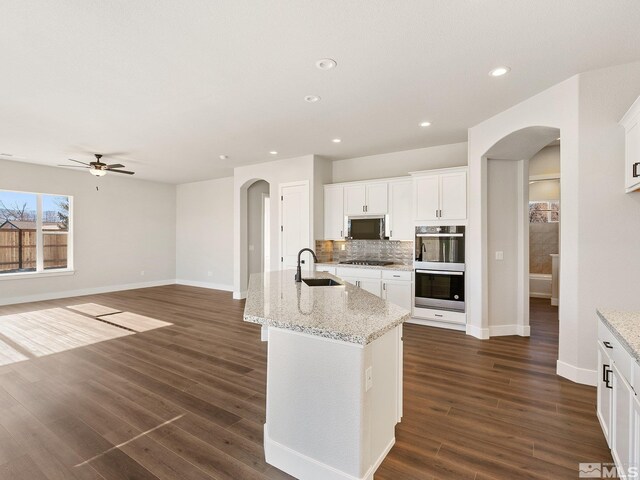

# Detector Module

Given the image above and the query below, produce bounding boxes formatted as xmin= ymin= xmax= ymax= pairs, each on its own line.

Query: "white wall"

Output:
xmin=487 ymin=159 xmax=522 ymax=333
xmin=331 ymin=142 xmax=467 ymax=183
xmin=0 ymin=159 xmax=176 ymax=304
xmin=468 ymin=60 xmax=640 ymax=385
xmin=176 ymin=176 xmax=234 ymax=290
xmin=529 ymin=145 xmax=560 ymax=176
xmin=233 ymin=155 xmax=319 ymax=297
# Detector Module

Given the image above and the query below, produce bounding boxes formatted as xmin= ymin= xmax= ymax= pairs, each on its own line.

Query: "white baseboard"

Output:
xmin=530 ymin=292 xmax=552 ymax=299
xmin=233 ymin=290 xmax=247 ymax=300
xmin=264 ymin=425 xmax=394 ymax=480
xmin=0 ymin=279 xmax=176 ymax=306
xmin=466 ymin=323 xmax=490 ymax=339
xmin=406 ymin=317 xmax=466 ymax=332
xmin=556 ymin=360 xmax=597 ymax=386
xmin=175 ymin=279 xmax=233 ymax=292
xmin=489 ymin=324 xmax=531 ymax=337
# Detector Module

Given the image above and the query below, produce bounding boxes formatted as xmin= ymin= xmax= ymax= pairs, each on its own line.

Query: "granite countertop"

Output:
xmin=597 ymin=309 xmax=640 ymax=362
xmin=243 ymin=270 xmax=410 ymax=345
xmin=315 ymin=261 xmax=414 ymax=272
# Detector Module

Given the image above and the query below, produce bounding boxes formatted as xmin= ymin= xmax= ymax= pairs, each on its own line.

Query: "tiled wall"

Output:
xmin=529 ymin=223 xmax=558 ymax=274
xmin=315 ymin=240 xmax=414 ymax=265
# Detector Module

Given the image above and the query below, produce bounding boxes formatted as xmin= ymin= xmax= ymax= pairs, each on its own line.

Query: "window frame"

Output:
xmin=0 ymin=189 xmax=74 ymax=279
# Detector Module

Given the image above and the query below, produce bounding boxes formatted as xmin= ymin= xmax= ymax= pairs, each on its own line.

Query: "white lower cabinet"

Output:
xmin=335 ymin=267 xmax=413 ymax=308
xmin=597 ymin=316 xmax=640 ymax=476
xmin=357 ymin=278 xmax=382 ymax=297
xmin=382 ymin=280 xmax=412 ymax=311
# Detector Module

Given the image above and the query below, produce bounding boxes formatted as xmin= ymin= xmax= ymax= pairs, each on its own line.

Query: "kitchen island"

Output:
xmin=244 ymin=269 xmax=410 ymax=480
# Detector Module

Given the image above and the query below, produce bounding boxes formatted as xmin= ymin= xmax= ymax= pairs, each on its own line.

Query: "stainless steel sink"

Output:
xmin=302 ymin=278 xmax=343 ymax=287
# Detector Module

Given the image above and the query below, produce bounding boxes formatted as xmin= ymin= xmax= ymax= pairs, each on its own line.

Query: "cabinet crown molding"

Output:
xmin=409 ymin=166 xmax=468 ymax=177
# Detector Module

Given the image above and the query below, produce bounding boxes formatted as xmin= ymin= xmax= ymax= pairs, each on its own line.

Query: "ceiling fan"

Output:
xmin=58 ymin=154 xmax=135 ymax=176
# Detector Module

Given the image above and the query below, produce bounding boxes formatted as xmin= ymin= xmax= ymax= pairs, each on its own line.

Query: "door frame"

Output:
xmin=278 ymin=180 xmax=310 ymax=271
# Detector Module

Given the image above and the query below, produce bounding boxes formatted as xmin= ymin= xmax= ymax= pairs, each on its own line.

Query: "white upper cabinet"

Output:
xmin=344 ymin=184 xmax=367 ymax=215
xmin=414 ymin=175 xmax=440 ymax=221
xmin=388 ymin=180 xmax=414 ymax=240
xmin=344 ymin=182 xmax=388 ymax=215
xmin=412 ymin=167 xmax=467 ymax=223
xmin=620 ymin=95 xmax=640 ymax=193
xmin=439 ymin=171 xmax=467 ymax=220
xmin=324 ymin=185 xmax=345 ymax=240
xmin=365 ymin=183 xmax=389 ymax=215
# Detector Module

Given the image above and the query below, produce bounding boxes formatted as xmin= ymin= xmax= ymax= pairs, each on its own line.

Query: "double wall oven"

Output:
xmin=414 ymin=226 xmax=465 ymax=313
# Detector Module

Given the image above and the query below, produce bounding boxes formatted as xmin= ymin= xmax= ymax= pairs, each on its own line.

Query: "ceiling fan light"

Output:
xmin=90 ymin=168 xmax=107 ymax=177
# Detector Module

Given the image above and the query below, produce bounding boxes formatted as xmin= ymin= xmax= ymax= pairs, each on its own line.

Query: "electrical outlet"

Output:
xmin=140 ymin=270 xmax=145 ymax=276
xmin=207 ymin=271 xmax=213 ymax=277
xmin=495 ymin=251 xmax=504 ymax=261
xmin=365 ymin=367 xmax=373 ymax=391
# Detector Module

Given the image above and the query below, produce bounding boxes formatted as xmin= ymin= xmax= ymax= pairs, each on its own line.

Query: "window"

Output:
xmin=0 ymin=190 xmax=73 ymax=275
xmin=529 ymin=201 xmax=559 ymax=223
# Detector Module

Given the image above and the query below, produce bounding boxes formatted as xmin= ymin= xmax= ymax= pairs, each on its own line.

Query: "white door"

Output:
xmin=439 ymin=171 xmax=467 ymax=220
xmin=414 ymin=175 xmax=440 ymax=221
xmin=597 ymin=342 xmax=613 ymax=446
xmin=383 ymin=281 xmax=412 ymax=310
xmin=324 ymin=186 xmax=345 ymax=240
xmin=344 ymin=184 xmax=367 ymax=215
xmin=280 ymin=182 xmax=310 ymax=270
xmin=365 ymin=182 xmax=388 ymax=215
xmin=358 ymin=278 xmax=382 ymax=297
xmin=389 ymin=180 xmax=413 ymax=240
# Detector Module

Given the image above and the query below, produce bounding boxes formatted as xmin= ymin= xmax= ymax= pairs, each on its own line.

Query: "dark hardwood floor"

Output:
xmin=0 ymin=288 xmax=610 ymax=479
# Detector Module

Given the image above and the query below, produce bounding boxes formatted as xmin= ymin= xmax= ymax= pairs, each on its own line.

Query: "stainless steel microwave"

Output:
xmin=347 ymin=216 xmax=388 ymax=240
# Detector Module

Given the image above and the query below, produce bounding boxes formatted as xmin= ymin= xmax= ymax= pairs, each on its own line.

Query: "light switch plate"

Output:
xmin=495 ymin=251 xmax=504 ymax=261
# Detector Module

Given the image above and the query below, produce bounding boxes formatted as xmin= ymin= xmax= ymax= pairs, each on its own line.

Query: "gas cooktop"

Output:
xmin=338 ymin=259 xmax=394 ymax=266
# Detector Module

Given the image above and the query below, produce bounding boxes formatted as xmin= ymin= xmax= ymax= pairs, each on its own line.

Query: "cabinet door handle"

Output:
xmin=603 ymin=341 xmax=613 ymax=349
xmin=434 ymin=313 xmax=443 ymax=317
xmin=634 ymin=162 xmax=640 ymax=178
xmin=435 ymin=209 xmax=438 ymax=218
xmin=603 ymin=363 xmax=610 ymax=383
xmin=390 ymin=230 xmax=393 ymax=237
xmin=362 ymin=205 xmax=365 ymax=212
xmin=383 ymin=283 xmax=386 ymax=291
xmin=605 ymin=368 xmax=613 ymax=389
xmin=340 ymin=230 xmax=343 ymax=238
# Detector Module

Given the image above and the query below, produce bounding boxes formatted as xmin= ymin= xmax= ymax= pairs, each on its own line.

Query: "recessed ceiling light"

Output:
xmin=419 ymin=121 xmax=432 ymax=127
xmin=316 ymin=58 xmax=337 ymax=70
xmin=304 ymin=95 xmax=321 ymax=103
xmin=219 ymin=155 xmax=228 ymax=160
xmin=489 ymin=66 xmax=511 ymax=77
xmin=269 ymin=151 xmax=278 ymax=155
xmin=332 ymin=138 xmax=342 ymax=143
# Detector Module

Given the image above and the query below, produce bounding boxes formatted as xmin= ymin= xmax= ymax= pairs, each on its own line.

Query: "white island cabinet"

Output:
xmin=244 ymin=270 xmax=409 ymax=480
xmin=597 ymin=310 xmax=640 ymax=476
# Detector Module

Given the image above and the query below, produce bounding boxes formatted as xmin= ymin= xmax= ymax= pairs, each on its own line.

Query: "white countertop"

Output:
xmin=597 ymin=309 xmax=640 ymax=362
xmin=316 ymin=261 xmax=414 ymax=271
xmin=243 ymin=270 xmax=410 ymax=345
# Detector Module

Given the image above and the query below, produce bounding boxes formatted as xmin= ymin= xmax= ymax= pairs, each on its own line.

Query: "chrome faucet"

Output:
xmin=295 ymin=248 xmax=318 ymax=282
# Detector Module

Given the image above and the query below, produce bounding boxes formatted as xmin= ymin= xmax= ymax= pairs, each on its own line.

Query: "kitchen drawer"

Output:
xmin=382 ymin=270 xmax=411 ymax=281
xmin=599 ymin=320 xmax=633 ymax=384
xmin=336 ymin=267 xmax=382 ymax=279
xmin=413 ymin=306 xmax=466 ymax=325
xmin=316 ymin=265 xmax=337 ymax=275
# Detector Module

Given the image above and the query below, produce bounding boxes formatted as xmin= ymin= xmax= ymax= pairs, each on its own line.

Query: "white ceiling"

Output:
xmin=1 ymin=1 xmax=640 ymax=184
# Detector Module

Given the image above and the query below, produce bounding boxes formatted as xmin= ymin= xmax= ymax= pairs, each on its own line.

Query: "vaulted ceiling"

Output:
xmin=2 ymin=0 xmax=640 ymax=183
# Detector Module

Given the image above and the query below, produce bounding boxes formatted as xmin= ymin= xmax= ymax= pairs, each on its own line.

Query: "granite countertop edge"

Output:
xmin=597 ymin=309 xmax=640 ymax=362
xmin=244 ymin=311 xmax=410 ymax=346
xmin=315 ymin=261 xmax=414 ymax=272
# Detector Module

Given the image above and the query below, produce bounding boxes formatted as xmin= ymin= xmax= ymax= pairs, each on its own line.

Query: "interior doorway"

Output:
xmin=483 ymin=126 xmax=561 ymax=338
xmin=246 ymin=180 xmax=270 ymax=279
xmin=279 ymin=181 xmax=310 ymax=270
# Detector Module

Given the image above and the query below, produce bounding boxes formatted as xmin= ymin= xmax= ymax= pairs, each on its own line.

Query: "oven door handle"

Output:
xmin=416 ymin=233 xmax=464 ymax=237
xmin=416 ymin=269 xmax=464 ymax=275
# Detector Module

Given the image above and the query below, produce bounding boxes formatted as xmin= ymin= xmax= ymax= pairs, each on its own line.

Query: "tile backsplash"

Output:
xmin=315 ymin=240 xmax=414 ymax=265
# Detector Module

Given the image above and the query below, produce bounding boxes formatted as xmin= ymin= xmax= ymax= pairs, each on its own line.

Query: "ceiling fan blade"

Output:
xmin=106 ymin=164 xmax=125 ymax=169
xmin=58 ymin=164 xmax=89 ymax=168
xmin=108 ymin=169 xmax=135 ymax=175
xmin=68 ymin=158 xmax=91 ymax=166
